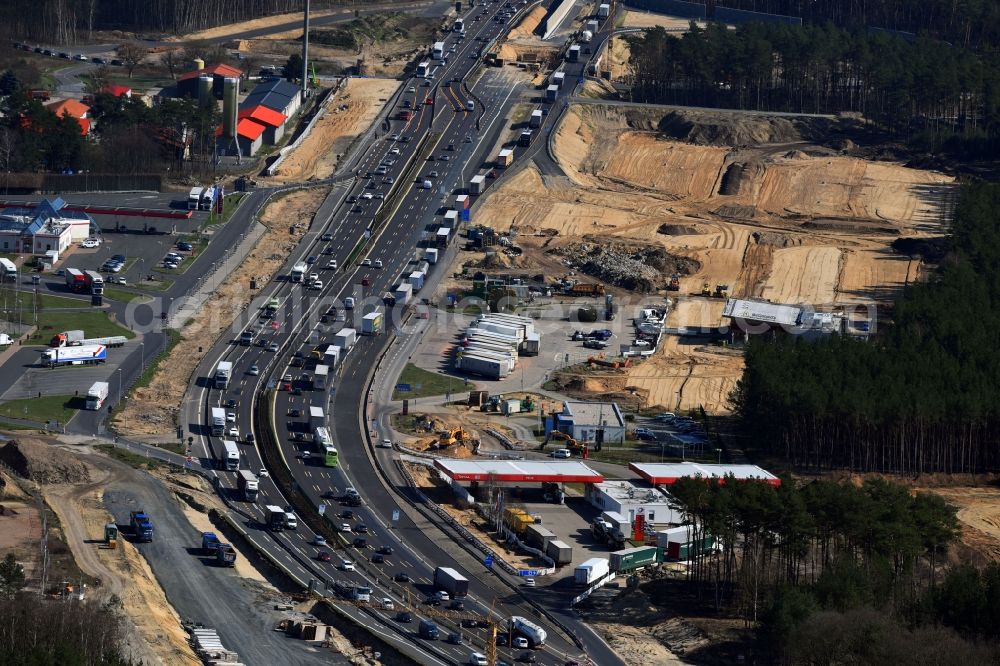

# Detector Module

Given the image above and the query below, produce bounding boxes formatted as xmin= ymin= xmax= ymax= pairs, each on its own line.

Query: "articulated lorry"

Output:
xmin=291 ymin=262 xmax=308 ymax=283
xmin=85 ymin=381 xmax=110 ymax=410
xmin=221 ymin=440 xmax=239 ymax=471
xmin=214 ymin=361 xmax=232 ymax=389
xmin=130 ymin=510 xmax=154 ymax=542
xmin=200 ymin=532 xmax=236 ymax=566
xmin=65 ymin=268 xmax=87 ymax=292
xmin=237 ymin=469 xmax=259 ymax=502
xmin=188 ymin=187 xmax=204 ymax=210
xmin=49 ymin=330 xmax=127 ymax=348
xmin=210 ymin=407 xmax=226 ymax=436
xmin=434 ymin=567 xmax=470 ymax=597
xmin=40 ymin=345 xmax=107 ymax=368
xmin=361 ymin=311 xmax=383 ymax=335
xmin=510 ymin=616 xmax=547 ymax=647
xmin=266 ymin=505 xmax=286 ymax=531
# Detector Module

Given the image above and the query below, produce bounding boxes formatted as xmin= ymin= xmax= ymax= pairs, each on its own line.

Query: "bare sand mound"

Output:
xmin=0 ymin=438 xmax=91 ymax=485
xmin=509 ymin=5 xmax=547 ymax=39
xmin=658 ymin=109 xmax=829 ymax=147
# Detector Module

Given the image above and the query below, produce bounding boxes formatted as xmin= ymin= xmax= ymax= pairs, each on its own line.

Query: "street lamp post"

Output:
xmin=116 ymin=368 xmax=122 ymax=406
xmin=139 ymin=342 xmax=144 ymax=372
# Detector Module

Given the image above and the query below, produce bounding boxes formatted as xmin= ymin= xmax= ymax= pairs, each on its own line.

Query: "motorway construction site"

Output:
xmin=471 ymin=102 xmax=955 ymax=413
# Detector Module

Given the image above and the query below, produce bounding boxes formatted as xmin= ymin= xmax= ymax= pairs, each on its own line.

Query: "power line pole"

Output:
xmin=301 ymin=0 xmax=311 ymax=101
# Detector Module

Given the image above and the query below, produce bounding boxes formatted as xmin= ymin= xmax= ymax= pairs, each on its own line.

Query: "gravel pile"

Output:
xmin=553 ymin=240 xmax=700 ymax=293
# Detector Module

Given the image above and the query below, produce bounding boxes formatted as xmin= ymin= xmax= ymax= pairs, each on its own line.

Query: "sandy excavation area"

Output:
xmin=115 ymin=188 xmax=328 ymax=439
xmin=621 ymin=9 xmax=708 ymax=30
xmin=168 ymin=8 xmax=344 ymax=42
xmin=273 ymin=78 xmax=399 ymax=181
xmin=473 ymin=103 xmax=954 ymax=412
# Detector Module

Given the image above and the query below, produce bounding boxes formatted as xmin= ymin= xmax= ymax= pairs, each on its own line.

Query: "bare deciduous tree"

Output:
xmin=161 ymin=49 xmax=182 ymax=80
xmin=117 ymin=42 xmax=147 ymax=79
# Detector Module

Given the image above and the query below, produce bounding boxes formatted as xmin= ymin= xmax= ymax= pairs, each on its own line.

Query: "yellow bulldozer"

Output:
xmin=438 ymin=428 xmax=480 ymax=451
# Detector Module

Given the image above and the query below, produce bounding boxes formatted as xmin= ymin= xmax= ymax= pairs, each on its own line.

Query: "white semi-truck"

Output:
xmin=39 ymin=345 xmax=107 ymax=368
xmin=575 ymin=557 xmax=610 ymax=585
xmin=85 ymin=381 xmax=110 ymax=410
xmin=237 ymin=469 xmax=259 ymax=502
xmin=214 ymin=361 xmax=232 ymax=389
xmin=210 ymin=407 xmax=226 ymax=436
xmin=221 ymin=440 xmax=239 ymax=471
xmin=188 ymin=186 xmax=204 ymax=210
xmin=433 ymin=567 xmax=470 ymax=597
xmin=291 ymin=261 xmax=308 ymax=282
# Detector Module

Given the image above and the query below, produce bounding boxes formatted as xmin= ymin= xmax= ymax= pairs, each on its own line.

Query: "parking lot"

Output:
xmin=0 ymin=337 xmax=144 ymax=401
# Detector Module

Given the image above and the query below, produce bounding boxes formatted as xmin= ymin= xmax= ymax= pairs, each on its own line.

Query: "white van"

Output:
xmin=552 ymin=448 xmax=572 ymax=459
xmin=344 ymin=297 xmax=355 ymax=309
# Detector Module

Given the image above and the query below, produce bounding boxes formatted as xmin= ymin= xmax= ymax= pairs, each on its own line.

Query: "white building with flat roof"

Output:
xmin=585 ymin=479 xmax=684 ymax=527
xmin=551 ymin=400 xmax=625 ymax=444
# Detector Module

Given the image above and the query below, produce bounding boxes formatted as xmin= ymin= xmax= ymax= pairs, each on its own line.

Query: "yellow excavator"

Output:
xmin=540 ymin=430 xmax=585 ymax=454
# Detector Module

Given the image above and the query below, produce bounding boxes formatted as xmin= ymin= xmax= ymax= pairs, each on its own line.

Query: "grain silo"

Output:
xmin=222 ymin=77 xmax=239 ymax=139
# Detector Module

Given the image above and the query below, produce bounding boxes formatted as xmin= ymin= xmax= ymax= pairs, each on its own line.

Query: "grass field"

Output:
xmin=391 ymin=363 xmax=471 ymax=400
xmin=0 ymin=395 xmax=78 ymax=425
xmin=131 ymin=328 xmax=180 ymax=390
xmin=28 ymin=311 xmax=135 ymax=345
xmin=0 ymin=290 xmax=88 ymax=310
xmin=95 ymin=444 xmax=166 ymax=470
xmin=102 ymin=287 xmax=152 ymax=304
xmin=204 ymin=193 xmax=246 ymax=226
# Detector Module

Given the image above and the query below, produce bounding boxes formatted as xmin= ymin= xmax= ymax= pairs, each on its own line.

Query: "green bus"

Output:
xmin=314 ymin=427 xmax=338 ymax=467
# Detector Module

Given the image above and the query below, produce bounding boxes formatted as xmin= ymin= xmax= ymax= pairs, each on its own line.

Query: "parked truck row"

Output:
xmin=49 ymin=329 xmax=127 ymax=348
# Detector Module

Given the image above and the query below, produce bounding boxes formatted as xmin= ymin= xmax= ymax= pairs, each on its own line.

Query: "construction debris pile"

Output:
xmin=551 ymin=239 xmax=699 ymax=292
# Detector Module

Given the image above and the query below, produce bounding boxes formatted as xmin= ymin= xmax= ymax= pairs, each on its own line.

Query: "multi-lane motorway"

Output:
xmin=181 ymin=2 xmax=624 ymax=664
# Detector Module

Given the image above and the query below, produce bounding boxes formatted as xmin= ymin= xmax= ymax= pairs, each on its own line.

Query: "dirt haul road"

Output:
xmin=473 ymin=103 xmax=954 ymax=413
xmin=43 ymin=456 xmax=201 ymax=666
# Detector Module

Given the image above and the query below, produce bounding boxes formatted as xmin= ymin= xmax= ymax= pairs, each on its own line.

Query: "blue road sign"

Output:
xmin=396 ymin=383 xmax=411 ymax=392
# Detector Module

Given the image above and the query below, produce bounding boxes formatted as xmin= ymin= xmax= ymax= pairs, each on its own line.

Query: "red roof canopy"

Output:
xmin=103 ymin=84 xmax=131 ymax=97
xmin=45 ymin=99 xmax=90 ymax=119
xmin=178 ymin=63 xmax=242 ymax=83
xmin=237 ymin=104 xmax=287 ymax=128
xmin=434 ymin=459 xmax=604 ymax=484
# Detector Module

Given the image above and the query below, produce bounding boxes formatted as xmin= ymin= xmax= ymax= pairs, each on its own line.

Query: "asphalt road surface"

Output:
xmin=180 ymin=3 xmax=626 ymax=665
xmin=102 ymin=465 xmax=336 ymax=665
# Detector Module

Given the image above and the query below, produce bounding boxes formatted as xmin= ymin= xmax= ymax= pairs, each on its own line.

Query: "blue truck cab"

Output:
xmin=201 ymin=531 xmax=220 ymax=554
xmin=129 ymin=510 xmax=154 ymax=542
